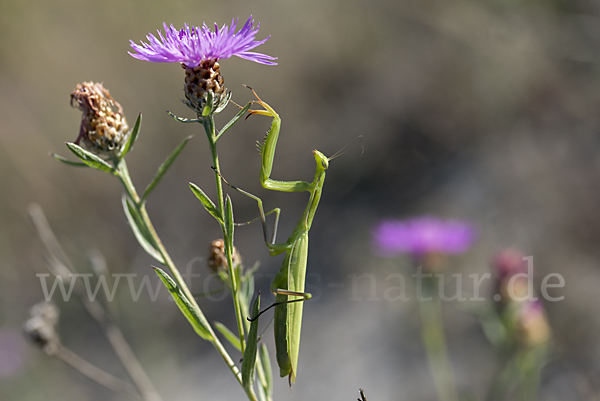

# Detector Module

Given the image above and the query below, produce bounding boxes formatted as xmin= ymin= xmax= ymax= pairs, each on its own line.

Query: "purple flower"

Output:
xmin=373 ymin=216 xmax=476 ymax=257
xmin=129 ymin=16 xmax=277 ymax=67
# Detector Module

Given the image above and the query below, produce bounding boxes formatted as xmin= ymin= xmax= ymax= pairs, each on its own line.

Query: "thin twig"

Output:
xmin=55 ymin=345 xmax=138 ymax=398
xmin=28 ymin=203 xmax=163 ymax=401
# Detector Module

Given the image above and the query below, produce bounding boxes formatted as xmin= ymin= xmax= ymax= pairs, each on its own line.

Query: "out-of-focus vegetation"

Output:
xmin=2 ymin=0 xmax=600 ymax=400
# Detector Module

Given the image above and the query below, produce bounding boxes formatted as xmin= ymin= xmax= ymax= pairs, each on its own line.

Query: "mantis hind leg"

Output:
xmin=247 ymin=289 xmax=312 ymax=321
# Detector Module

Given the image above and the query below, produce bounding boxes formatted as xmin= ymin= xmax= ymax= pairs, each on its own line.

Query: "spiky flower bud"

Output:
xmin=183 ymin=60 xmax=229 ymax=115
xmin=23 ymin=302 xmax=60 ymax=355
xmin=207 ymin=239 xmax=241 ymax=273
xmin=71 ymin=82 xmax=129 ymax=155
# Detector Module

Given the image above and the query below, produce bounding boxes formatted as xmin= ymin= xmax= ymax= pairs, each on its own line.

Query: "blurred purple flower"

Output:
xmin=129 ymin=16 xmax=277 ymax=67
xmin=0 ymin=329 xmax=28 ymax=379
xmin=373 ymin=216 xmax=476 ymax=257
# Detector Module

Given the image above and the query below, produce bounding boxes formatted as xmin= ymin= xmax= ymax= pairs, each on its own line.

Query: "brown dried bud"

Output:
xmin=207 ymin=239 xmax=241 ymax=273
xmin=23 ymin=302 xmax=61 ymax=355
xmin=71 ymin=82 xmax=129 ymax=155
xmin=183 ymin=60 xmax=229 ymax=115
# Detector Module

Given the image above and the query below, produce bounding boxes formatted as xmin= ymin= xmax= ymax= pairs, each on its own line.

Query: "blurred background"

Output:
xmin=2 ymin=0 xmax=600 ymax=399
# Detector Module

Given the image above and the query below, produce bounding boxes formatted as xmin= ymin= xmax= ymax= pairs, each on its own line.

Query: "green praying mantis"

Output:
xmin=217 ymin=89 xmax=357 ymax=384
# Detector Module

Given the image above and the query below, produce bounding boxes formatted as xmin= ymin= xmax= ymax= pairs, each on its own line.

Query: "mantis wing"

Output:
xmin=273 ymin=233 xmax=309 ymax=383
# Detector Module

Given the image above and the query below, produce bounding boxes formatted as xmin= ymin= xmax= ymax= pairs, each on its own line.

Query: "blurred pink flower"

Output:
xmin=373 ymin=216 xmax=476 ymax=257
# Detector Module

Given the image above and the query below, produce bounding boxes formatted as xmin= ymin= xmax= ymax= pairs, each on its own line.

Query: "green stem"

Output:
xmin=419 ymin=281 xmax=459 ymax=401
xmin=115 ymin=160 xmax=257 ymax=401
xmin=203 ymin=117 xmax=247 ymax=354
xmin=517 ymin=347 xmax=545 ymax=401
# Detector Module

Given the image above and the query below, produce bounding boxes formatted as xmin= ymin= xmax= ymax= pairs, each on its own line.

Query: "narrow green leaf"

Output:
xmin=216 ymin=101 xmax=252 ymax=141
xmin=167 ymin=111 xmax=202 ymax=124
xmin=256 ymin=380 xmax=268 ymax=401
xmin=122 ymin=197 xmax=165 ymax=264
xmin=51 ymin=153 xmax=87 ymax=167
xmin=66 ymin=143 xmax=115 ymax=174
xmin=224 ymin=195 xmax=234 ymax=245
xmin=120 ymin=113 xmax=142 ymax=158
xmin=189 ymin=183 xmax=222 ymax=223
xmin=242 ymin=294 xmax=260 ymax=388
xmin=258 ymin=343 xmax=273 ymax=400
xmin=153 ymin=266 xmax=213 ymax=341
xmin=241 ymin=274 xmax=255 ymax=310
xmin=142 ymin=136 xmax=193 ymax=201
xmin=214 ymin=322 xmax=242 ymax=352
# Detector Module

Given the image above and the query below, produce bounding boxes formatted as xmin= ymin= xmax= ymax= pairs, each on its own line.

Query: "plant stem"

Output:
xmin=419 ymin=281 xmax=459 ymax=401
xmin=203 ymin=117 xmax=247 ymax=354
xmin=115 ymin=160 xmax=257 ymax=401
xmin=56 ymin=345 xmax=138 ymax=398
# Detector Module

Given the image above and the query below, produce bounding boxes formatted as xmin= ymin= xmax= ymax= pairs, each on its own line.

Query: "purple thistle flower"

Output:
xmin=373 ymin=216 xmax=476 ymax=257
xmin=129 ymin=16 xmax=277 ymax=68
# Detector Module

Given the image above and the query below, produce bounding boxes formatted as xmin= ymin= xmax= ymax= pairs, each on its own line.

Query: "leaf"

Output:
xmin=142 ymin=135 xmax=193 ymax=201
xmin=189 ymin=183 xmax=222 ymax=223
xmin=153 ymin=266 xmax=213 ymax=341
xmin=167 ymin=111 xmax=202 ymax=124
xmin=122 ymin=197 xmax=165 ymax=264
xmin=66 ymin=143 xmax=115 ymax=174
xmin=242 ymin=293 xmax=260 ymax=388
xmin=242 ymin=274 xmax=255 ymax=310
xmin=214 ymin=322 xmax=242 ymax=352
xmin=216 ymin=101 xmax=252 ymax=141
xmin=120 ymin=113 xmax=142 ymax=158
xmin=224 ymin=195 xmax=234 ymax=245
xmin=256 ymin=381 xmax=268 ymax=401
xmin=51 ymin=153 xmax=87 ymax=167
xmin=258 ymin=343 xmax=273 ymax=400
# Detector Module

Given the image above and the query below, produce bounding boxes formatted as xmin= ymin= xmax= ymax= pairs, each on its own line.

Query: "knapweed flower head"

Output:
xmin=373 ymin=216 xmax=476 ymax=258
xmin=129 ymin=16 xmax=276 ymax=115
xmin=71 ymin=82 xmax=129 ymax=155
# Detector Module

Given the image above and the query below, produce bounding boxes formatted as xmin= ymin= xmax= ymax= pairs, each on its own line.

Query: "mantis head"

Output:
xmin=313 ymin=150 xmax=330 ymax=171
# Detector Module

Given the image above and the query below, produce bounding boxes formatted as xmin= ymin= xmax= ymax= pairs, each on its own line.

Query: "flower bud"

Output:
xmin=207 ymin=239 xmax=241 ymax=273
xmin=182 ymin=60 xmax=230 ymax=115
xmin=493 ymin=248 xmax=531 ymax=304
xmin=23 ymin=302 xmax=60 ymax=355
xmin=494 ymin=248 xmax=527 ymax=280
xmin=71 ymin=82 xmax=129 ymax=155
xmin=516 ymin=300 xmax=551 ymax=347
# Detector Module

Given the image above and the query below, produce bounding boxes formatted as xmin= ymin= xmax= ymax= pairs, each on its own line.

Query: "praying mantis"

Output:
xmin=218 ymin=89 xmax=350 ymax=384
